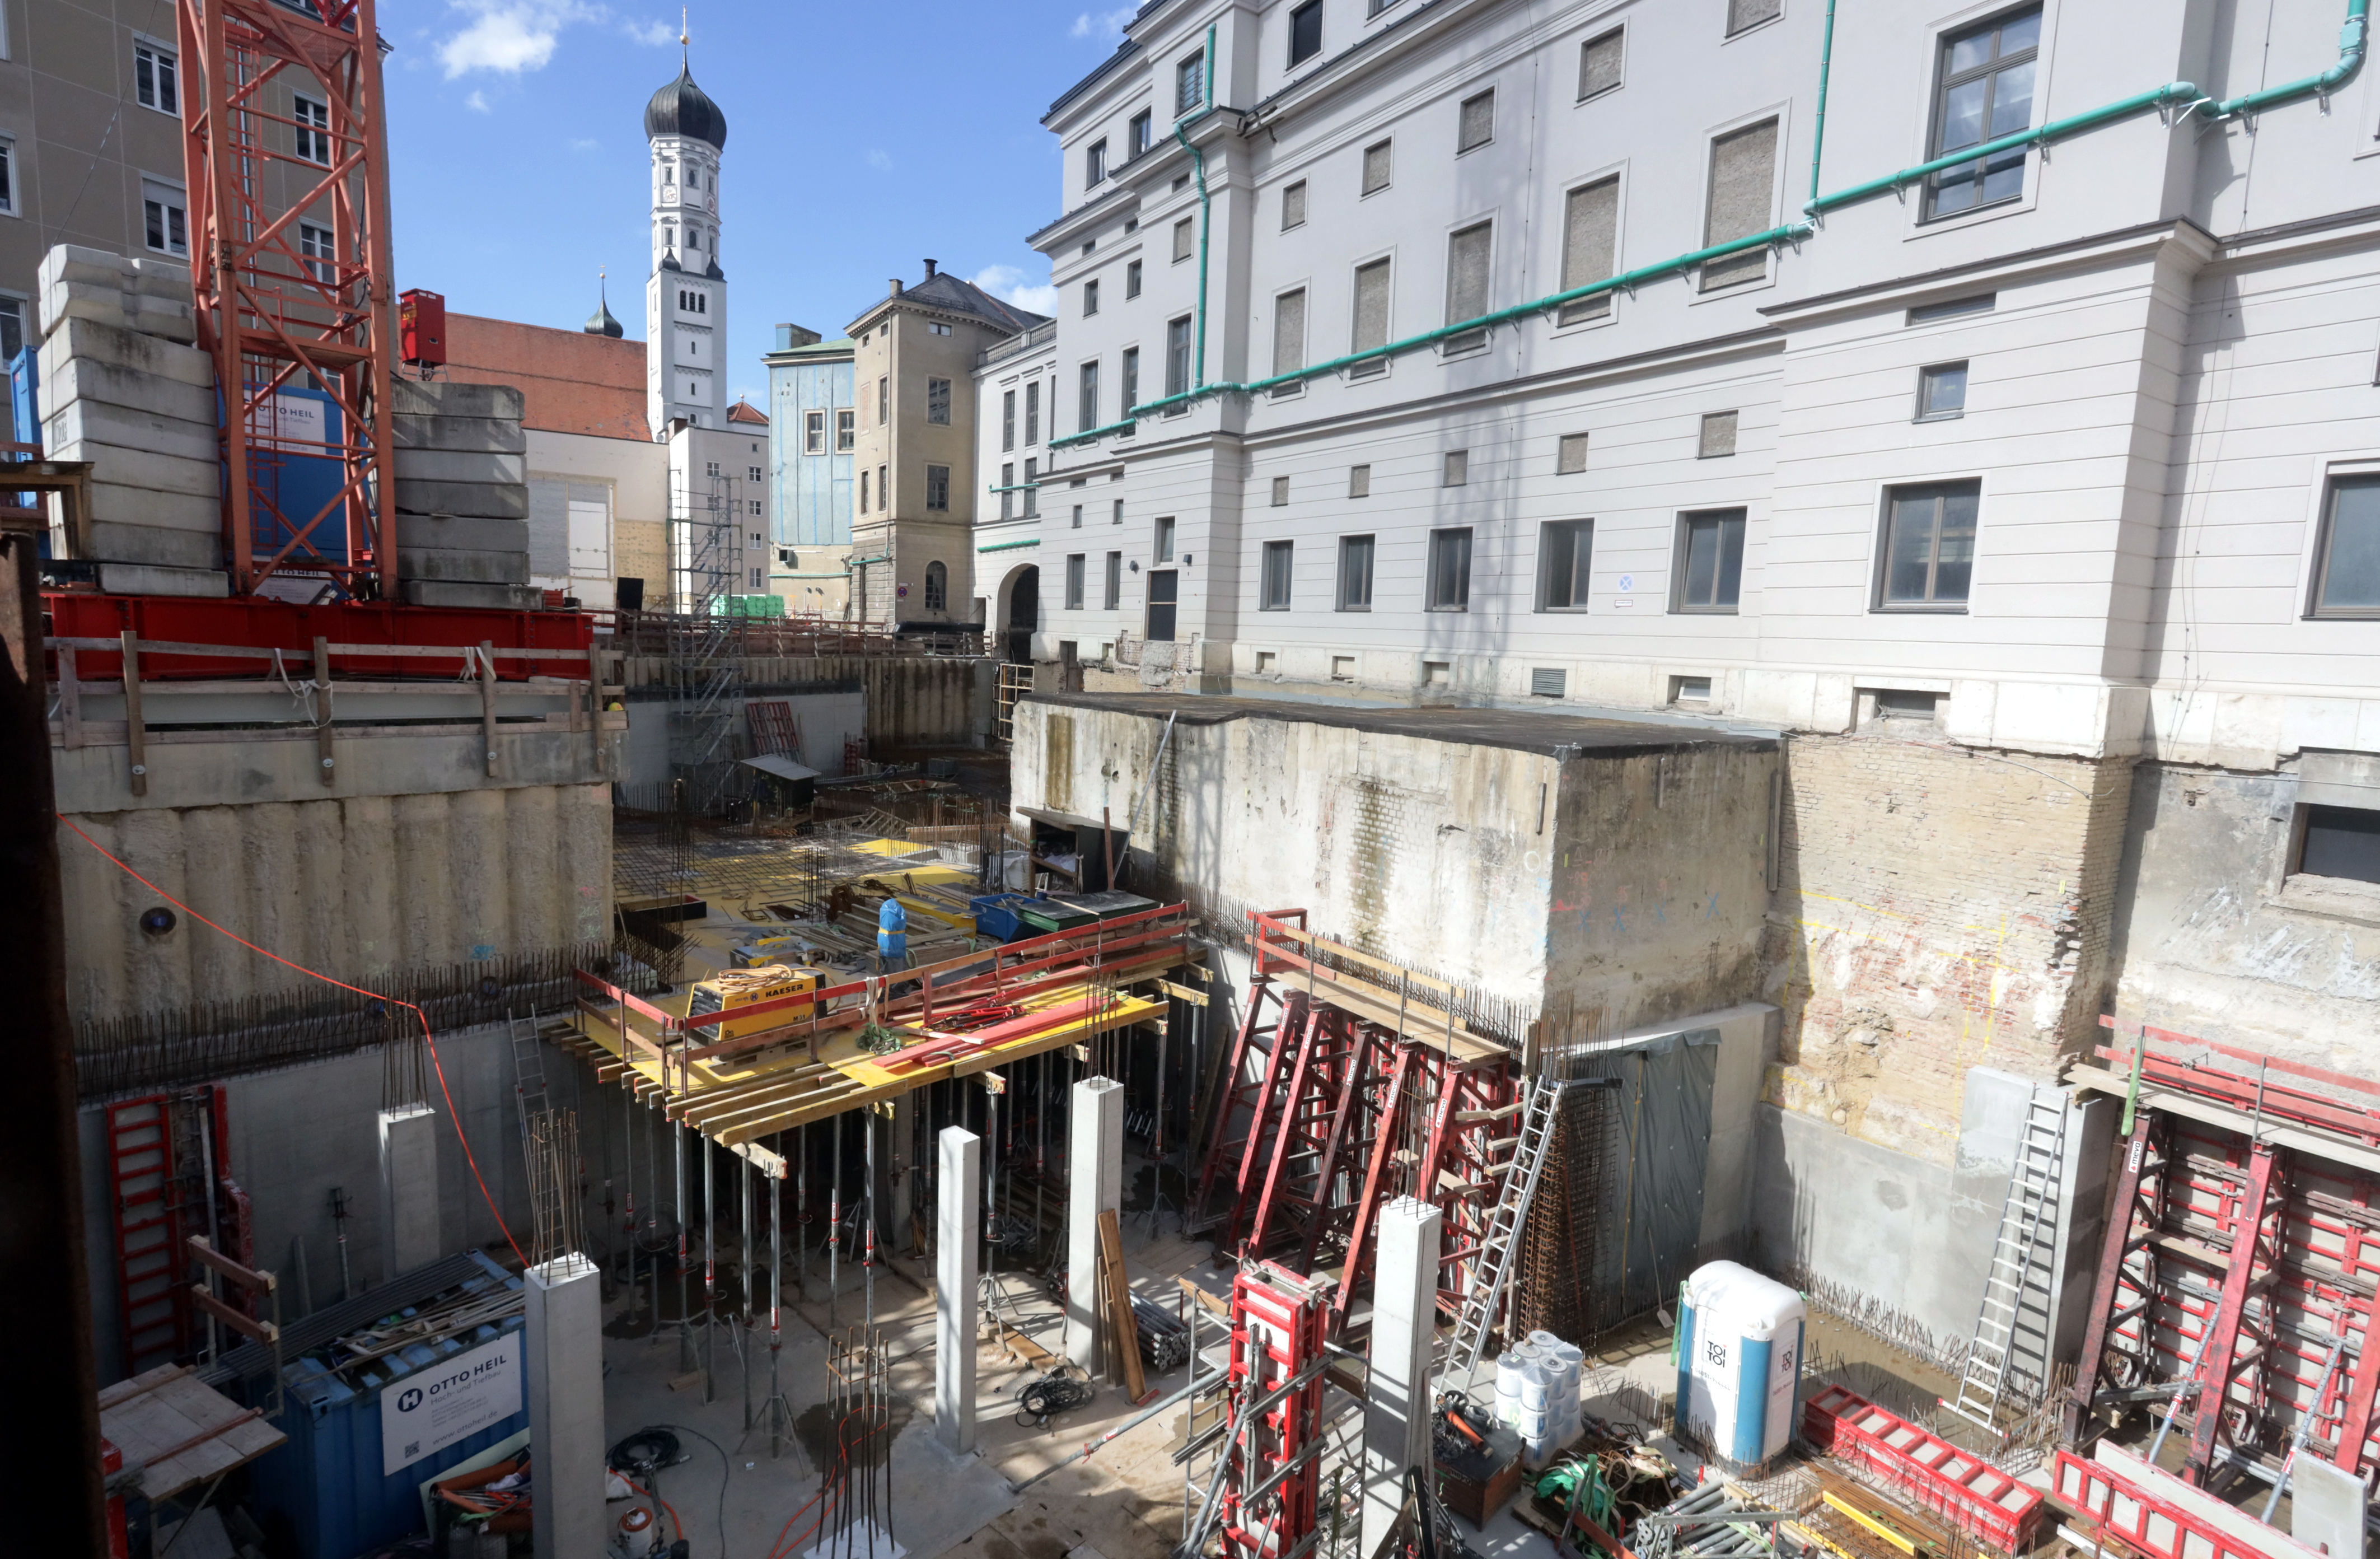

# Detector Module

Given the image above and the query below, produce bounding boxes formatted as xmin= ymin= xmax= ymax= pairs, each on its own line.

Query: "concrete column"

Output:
xmin=936 ymin=1127 xmax=981 ymax=1452
xmin=377 ymin=1104 xmax=440 ymax=1281
xmin=525 ymin=1253 xmax=605 ymax=1559
xmin=1362 ymin=1197 xmax=1442 ymax=1558
xmin=1064 ymin=1075 xmax=1125 ymax=1375
xmin=890 ymin=1094 xmax=917 ymax=1255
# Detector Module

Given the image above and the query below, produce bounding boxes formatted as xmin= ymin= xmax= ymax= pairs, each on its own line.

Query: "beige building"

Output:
xmin=844 ymin=262 xmax=1046 ymax=627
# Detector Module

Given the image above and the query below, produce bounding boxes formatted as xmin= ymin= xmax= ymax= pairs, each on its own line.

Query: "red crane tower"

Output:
xmin=175 ymin=0 xmax=398 ymax=598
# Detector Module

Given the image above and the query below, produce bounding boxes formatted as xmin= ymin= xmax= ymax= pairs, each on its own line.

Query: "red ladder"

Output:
xmin=108 ymin=1096 xmax=190 ymax=1373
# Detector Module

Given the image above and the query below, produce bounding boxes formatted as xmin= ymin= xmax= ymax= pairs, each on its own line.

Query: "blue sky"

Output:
xmin=385 ymin=1 xmax=1132 ymax=407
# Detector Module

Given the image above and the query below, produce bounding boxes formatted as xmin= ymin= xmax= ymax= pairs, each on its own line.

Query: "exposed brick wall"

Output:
xmin=1764 ymin=733 xmax=2133 ymax=1167
xmin=442 ymin=312 xmax=649 ymax=442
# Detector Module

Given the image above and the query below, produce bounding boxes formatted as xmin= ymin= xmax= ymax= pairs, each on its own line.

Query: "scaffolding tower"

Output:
xmin=665 ymin=465 xmax=746 ymax=807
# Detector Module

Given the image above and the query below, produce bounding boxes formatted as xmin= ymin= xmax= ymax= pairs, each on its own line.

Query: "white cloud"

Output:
xmin=1070 ymin=6 xmax=1135 ymax=40
xmin=466 ymin=89 xmax=492 ymax=112
xmin=437 ymin=1 xmax=601 ymax=79
xmin=972 ymin=264 xmax=1058 ymax=317
xmin=866 ymin=149 xmax=893 ymax=171
xmin=568 ymin=136 xmax=600 ymax=151
xmin=623 ymin=17 xmax=676 ymax=45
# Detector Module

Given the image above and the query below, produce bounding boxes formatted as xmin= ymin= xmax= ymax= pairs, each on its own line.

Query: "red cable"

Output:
xmin=57 ymin=811 xmax=529 ymax=1267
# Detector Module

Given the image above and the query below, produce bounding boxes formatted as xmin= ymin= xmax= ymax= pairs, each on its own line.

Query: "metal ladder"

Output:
xmin=1947 ymin=1088 xmax=2069 ymax=1433
xmin=508 ymin=1011 xmax=550 ymax=1136
xmin=1446 ymin=1075 xmax=1566 ymax=1381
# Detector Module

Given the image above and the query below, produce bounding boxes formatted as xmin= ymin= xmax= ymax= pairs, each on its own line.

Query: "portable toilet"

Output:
xmin=1673 ymin=1261 xmax=1806 ymax=1476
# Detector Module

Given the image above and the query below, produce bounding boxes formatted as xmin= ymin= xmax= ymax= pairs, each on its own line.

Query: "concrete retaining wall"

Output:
xmin=604 ymin=652 xmax=994 ymax=748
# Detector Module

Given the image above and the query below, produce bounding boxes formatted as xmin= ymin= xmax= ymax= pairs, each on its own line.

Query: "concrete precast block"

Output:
xmin=1362 ymin=1197 xmax=1442 ymax=1559
xmin=46 ymin=355 xmax=219 ymax=427
xmin=378 ymin=1105 xmax=442 ymax=1278
xmin=398 ymin=545 xmax=532 ymax=585
xmin=526 ymin=1255 xmax=606 ymax=1559
xmin=393 ymin=448 xmax=528 ymax=487
xmin=39 ymin=316 xmax=214 ymax=390
xmin=48 ymin=400 xmax=218 ymax=465
xmin=1064 ymin=1075 xmax=1124 ymax=1375
xmin=936 ymin=1127 xmax=981 ymax=1453
xmin=51 ymin=441 xmax=221 ymax=498
xmin=394 ymin=513 xmax=529 ymax=553
xmin=393 ymin=477 xmax=529 ymax=521
xmin=40 ymin=243 xmax=194 ymax=300
xmin=82 ymin=520 xmax=220 ymax=571
xmin=399 ymin=579 xmax=545 ymax=610
xmin=40 ymin=278 xmax=198 ymax=344
xmin=391 ymin=413 xmax=527 ymax=456
xmin=391 ymin=379 xmax=526 ymax=423
xmin=90 ymin=484 xmax=222 ymax=534
xmin=94 ymin=562 xmax=227 ymax=598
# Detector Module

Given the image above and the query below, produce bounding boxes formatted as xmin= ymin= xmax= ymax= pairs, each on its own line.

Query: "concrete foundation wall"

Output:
xmin=616 ymin=688 xmax=866 ymax=786
xmin=1763 ymin=734 xmax=2134 ymax=1166
xmin=58 ymin=783 xmax=611 ymax=1026
xmin=2108 ymin=760 xmax=2380 ymax=1078
xmin=604 ymin=652 xmax=994 ymax=748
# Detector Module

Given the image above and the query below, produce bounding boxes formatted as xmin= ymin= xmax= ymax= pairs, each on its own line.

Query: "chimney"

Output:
xmin=890 ymin=278 xmax=903 ymax=297
xmin=924 ymin=258 xmax=938 ymax=278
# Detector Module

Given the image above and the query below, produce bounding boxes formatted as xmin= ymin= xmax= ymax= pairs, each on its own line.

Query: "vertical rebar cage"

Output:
xmin=177 ymin=0 xmax=398 ymax=597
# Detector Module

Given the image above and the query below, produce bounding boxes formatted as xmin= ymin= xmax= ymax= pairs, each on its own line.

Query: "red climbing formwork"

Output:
xmin=1215 ymin=1262 xmax=1335 ymax=1559
xmin=1802 ymin=1384 xmax=2044 ymax=1552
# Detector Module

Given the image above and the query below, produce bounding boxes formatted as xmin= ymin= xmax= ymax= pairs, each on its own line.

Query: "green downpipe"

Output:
xmin=2202 ymin=0 xmax=2367 ymax=118
xmin=1808 ymin=0 xmax=1836 ymax=208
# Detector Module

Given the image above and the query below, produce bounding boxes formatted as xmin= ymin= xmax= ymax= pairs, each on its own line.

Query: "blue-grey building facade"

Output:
xmin=765 ymin=324 xmax=856 ymax=613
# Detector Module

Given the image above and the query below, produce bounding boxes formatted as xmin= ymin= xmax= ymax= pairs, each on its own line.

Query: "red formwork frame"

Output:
xmin=1218 ymin=1262 xmax=1333 ymax=1559
xmin=2049 ymin=1450 xmax=2327 ymax=1559
xmin=2069 ymin=1020 xmax=2380 ymax=1485
xmin=1802 ymin=1384 xmax=2044 ymax=1552
xmin=176 ymin=0 xmax=399 ymax=597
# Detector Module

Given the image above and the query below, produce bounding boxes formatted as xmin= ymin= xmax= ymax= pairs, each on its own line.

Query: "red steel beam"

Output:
xmin=2184 ymin=1140 xmax=2279 ymax=1483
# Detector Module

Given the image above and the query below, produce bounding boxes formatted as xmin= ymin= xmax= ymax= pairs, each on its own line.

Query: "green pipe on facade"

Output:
xmin=2201 ymin=0 xmax=2366 ymax=118
xmin=1808 ymin=0 xmax=1836 ymax=207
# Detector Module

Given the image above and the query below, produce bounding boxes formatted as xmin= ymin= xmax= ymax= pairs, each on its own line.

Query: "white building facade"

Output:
xmin=973 ymin=320 xmax=1062 ymax=659
xmin=1011 ymin=1 xmax=2380 ymax=1189
xmin=644 ymin=60 xmax=730 ymax=436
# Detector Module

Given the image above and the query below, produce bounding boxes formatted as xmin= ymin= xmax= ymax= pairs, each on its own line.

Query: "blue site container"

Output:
xmin=242 ymin=1253 xmax=526 ymax=1559
xmin=247 ymin=385 xmax=349 ymax=564
xmin=971 ymin=891 xmax=1035 ymax=942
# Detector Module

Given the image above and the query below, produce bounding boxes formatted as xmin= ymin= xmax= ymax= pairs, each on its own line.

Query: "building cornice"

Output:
xmin=1756 ymin=218 xmax=2215 ymax=326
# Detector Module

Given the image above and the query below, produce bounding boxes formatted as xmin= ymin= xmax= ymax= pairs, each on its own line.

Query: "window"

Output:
xmin=1916 ymin=362 xmax=1968 ymax=421
xmin=1023 ymin=458 xmax=1039 ymax=517
xmin=1289 ymin=0 xmax=1324 ymax=65
xmin=1443 ymin=450 xmax=1469 ymax=487
xmin=1337 ymin=535 xmax=1374 ymax=609
xmin=1173 ymin=217 xmax=1195 ymax=263
xmin=1120 ymin=347 xmax=1140 ymax=425
xmin=1349 ymin=464 xmax=1371 ymax=498
xmin=1147 ymin=568 xmax=1179 ymax=641
xmin=1699 ymin=411 xmax=1738 ymax=458
xmin=1272 ymin=287 xmax=1306 ymax=390
xmin=1066 ymin=554 xmax=1087 ymax=609
xmin=1165 ymin=316 xmax=1193 ymax=397
xmin=1361 ymin=139 xmax=1393 ymax=195
xmin=294 ymin=92 xmax=330 ymax=164
xmin=835 ymin=409 xmax=855 ymax=450
xmin=1000 ymin=463 xmax=1015 ymax=521
xmin=142 ymin=177 xmax=188 ymax=257
xmin=1002 ymin=390 xmax=1017 ymax=450
xmin=1129 ymin=110 xmax=1153 ymax=158
xmin=298 ymin=221 xmax=334 ymax=283
xmin=1557 ymin=432 xmax=1590 ymax=474
xmin=1260 ymin=540 xmax=1294 ymax=609
xmin=1703 ymin=118 xmax=1779 ymax=290
xmin=750 ymin=466 xmax=765 ymax=483
xmin=2299 ymin=805 xmax=2380 ymax=885
xmin=1087 ymin=138 xmax=1109 ymax=187
xmin=1271 ymin=476 xmax=1290 ymax=506
xmin=1113 ymin=500 xmax=1124 ymax=524
xmin=805 ymin=410 xmax=827 ymax=454
xmin=927 ymin=321 xmax=952 ymax=336
xmin=1559 ymin=176 xmax=1619 ymax=324
xmin=927 ymin=377 xmax=951 ymax=424
xmin=1350 ymin=258 xmax=1392 ymax=377
xmin=1538 ymin=519 xmax=1593 ymax=610
xmin=1870 ymin=689 xmax=1939 ymax=721
xmin=1674 ymin=509 xmax=1747 ymax=612
xmin=1282 ymin=180 xmax=1308 ymax=230
xmin=1673 ymin=676 xmax=1713 ymax=703
xmin=878 ymin=464 xmax=889 ymax=510
xmin=1154 ymin=515 xmax=1176 ymax=562
xmin=1025 ymin=381 xmax=1041 ymax=445
xmin=1925 ymin=8 xmax=2040 ymax=220
xmin=926 ymin=465 xmax=950 ymax=510
xmin=1104 ymin=551 xmax=1123 ymax=609
xmin=1443 ymin=221 xmax=1492 ymax=350
xmin=1726 ymin=0 xmax=1782 ymax=34
xmin=1909 ymin=293 xmax=1996 ymax=324
xmin=918 ymin=560 xmax=948 ymax=612
xmin=135 ymin=41 xmax=177 ymax=114
xmin=1425 ymin=528 xmax=1473 ymax=610
xmin=2312 ymin=474 xmax=2380 ymax=617
xmin=0 ymin=299 xmax=25 ymax=364
xmin=1083 ymin=279 xmax=1100 ymax=317
xmin=1457 ymin=90 xmax=1495 ymax=153
xmin=0 ymin=142 xmax=13 ymax=216
xmin=1177 ymin=50 xmax=1206 ymax=113
xmin=1125 ymin=260 xmax=1142 ymax=298
xmin=1878 ymin=481 xmax=1977 ymax=608
xmin=1079 ymin=361 xmax=1100 ymax=431
xmin=751 ymin=567 xmax=765 ymax=590
xmin=1578 ymin=27 xmax=1624 ymax=99
xmin=859 ymin=469 xmax=871 ymax=511
xmin=878 ymin=376 xmax=890 ymax=423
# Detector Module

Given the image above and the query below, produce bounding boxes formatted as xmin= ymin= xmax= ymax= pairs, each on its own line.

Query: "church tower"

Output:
xmin=644 ymin=46 xmax=728 ymax=437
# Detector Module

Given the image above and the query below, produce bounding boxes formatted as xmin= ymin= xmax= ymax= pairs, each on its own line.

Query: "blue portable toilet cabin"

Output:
xmin=1673 ymin=1260 xmax=1807 ymax=1477
xmin=211 ymin=1250 xmax=527 ymax=1559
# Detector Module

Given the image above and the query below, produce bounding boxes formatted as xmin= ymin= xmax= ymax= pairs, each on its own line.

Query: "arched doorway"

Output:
xmin=1002 ymin=565 xmax=1039 ymax=664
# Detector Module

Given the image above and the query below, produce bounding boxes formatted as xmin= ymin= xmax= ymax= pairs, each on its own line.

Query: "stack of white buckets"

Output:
xmin=1493 ymin=1330 xmax=1586 ymax=1469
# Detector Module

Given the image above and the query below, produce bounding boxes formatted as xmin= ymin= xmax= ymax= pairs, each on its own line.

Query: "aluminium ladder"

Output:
xmin=1947 ymin=1087 xmax=2069 ymax=1434
xmin=1445 ymin=1075 xmax=1567 ymax=1381
xmin=509 ymin=1010 xmax=550 ymax=1136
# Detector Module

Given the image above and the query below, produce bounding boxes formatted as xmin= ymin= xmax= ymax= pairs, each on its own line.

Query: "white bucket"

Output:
xmin=1518 ymin=1362 xmax=1554 ymax=1409
xmin=1494 ymin=1356 xmax=1527 ymax=1425
xmin=1514 ymin=1403 xmax=1549 ymax=1440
